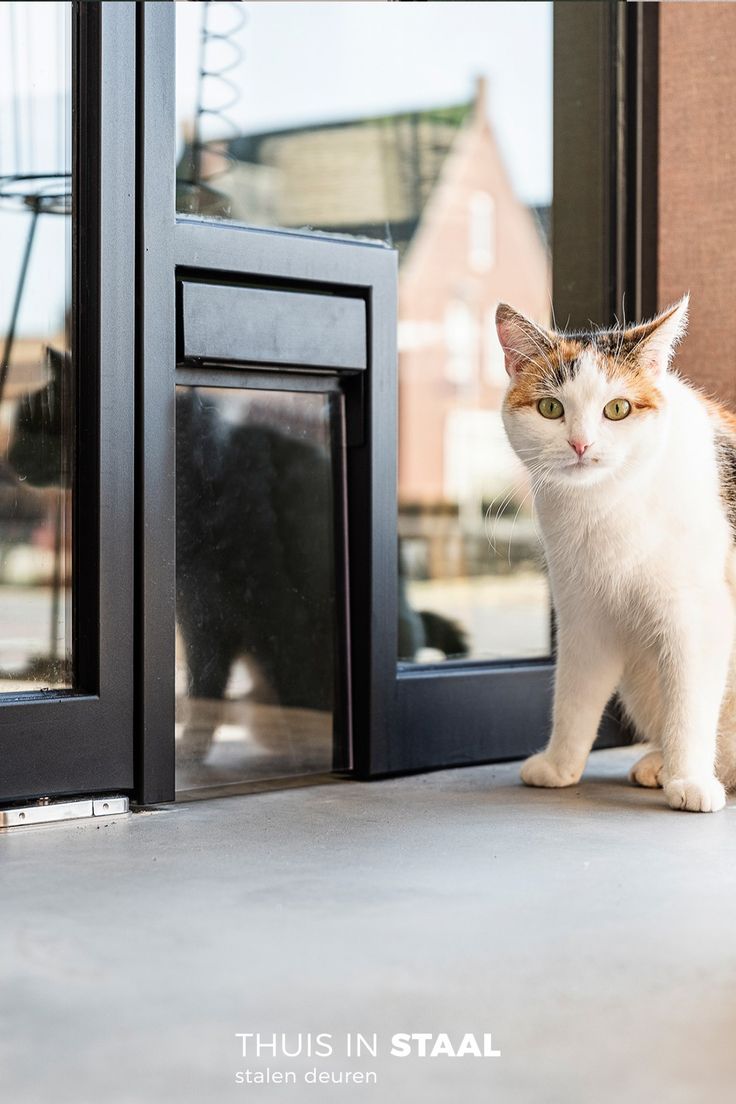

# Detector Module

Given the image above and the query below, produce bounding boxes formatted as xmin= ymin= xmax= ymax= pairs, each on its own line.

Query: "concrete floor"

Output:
xmin=3 ymin=746 xmax=736 ymax=1104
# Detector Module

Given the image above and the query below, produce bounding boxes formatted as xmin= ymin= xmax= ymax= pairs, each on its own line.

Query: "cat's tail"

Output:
xmin=419 ymin=610 xmax=468 ymax=658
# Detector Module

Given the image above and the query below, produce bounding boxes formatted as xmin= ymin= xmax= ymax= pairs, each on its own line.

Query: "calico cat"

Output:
xmin=496 ymin=295 xmax=736 ymax=812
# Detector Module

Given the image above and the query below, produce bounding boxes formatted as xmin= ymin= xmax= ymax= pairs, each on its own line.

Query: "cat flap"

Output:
xmin=180 ymin=281 xmax=367 ymax=372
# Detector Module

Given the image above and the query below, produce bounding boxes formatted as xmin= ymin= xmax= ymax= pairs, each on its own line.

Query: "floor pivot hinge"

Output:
xmin=0 ymin=795 xmax=129 ymax=828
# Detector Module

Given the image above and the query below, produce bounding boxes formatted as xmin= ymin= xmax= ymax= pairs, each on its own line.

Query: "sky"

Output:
xmin=176 ymin=1 xmax=553 ymax=207
xmin=1 ymin=1 xmax=552 ymax=338
xmin=0 ymin=2 xmax=70 ymax=341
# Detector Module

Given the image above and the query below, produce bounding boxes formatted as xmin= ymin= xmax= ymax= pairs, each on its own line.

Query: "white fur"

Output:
xmin=500 ymin=300 xmax=736 ymax=812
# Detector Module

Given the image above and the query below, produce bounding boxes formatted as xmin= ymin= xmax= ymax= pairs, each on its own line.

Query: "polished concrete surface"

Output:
xmin=3 ymin=746 xmax=736 ymax=1103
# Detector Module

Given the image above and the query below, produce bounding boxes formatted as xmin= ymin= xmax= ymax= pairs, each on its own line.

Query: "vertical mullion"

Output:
xmin=553 ymin=0 xmax=618 ymax=329
xmin=98 ymin=2 xmax=136 ymax=724
xmin=554 ymin=1 xmax=659 ymax=330
xmin=136 ymin=1 xmax=176 ymax=803
xmin=624 ymin=2 xmax=660 ymax=322
xmin=73 ymin=1 xmax=101 ymax=693
xmin=352 ymin=262 xmax=399 ymax=776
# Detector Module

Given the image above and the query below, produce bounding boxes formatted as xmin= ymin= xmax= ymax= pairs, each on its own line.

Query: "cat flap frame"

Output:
xmin=174 ymin=285 xmax=364 ymax=788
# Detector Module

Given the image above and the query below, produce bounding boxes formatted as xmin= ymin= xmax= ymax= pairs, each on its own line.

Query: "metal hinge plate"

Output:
xmin=0 ymin=795 xmax=129 ymax=829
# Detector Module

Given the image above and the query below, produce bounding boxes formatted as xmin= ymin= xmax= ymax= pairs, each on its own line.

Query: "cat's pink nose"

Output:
xmin=568 ymin=438 xmax=592 ymax=457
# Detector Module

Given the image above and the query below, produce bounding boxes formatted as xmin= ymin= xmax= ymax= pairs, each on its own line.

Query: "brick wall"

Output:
xmin=659 ymin=2 xmax=736 ymax=409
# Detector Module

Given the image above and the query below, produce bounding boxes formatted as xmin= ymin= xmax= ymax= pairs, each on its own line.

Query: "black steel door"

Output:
xmin=135 ymin=2 xmax=646 ymax=800
xmin=0 ymin=4 xmax=135 ymax=803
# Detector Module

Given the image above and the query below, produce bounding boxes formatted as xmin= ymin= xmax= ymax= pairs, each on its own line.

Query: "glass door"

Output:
xmin=134 ymin=1 xmax=633 ymax=799
xmin=0 ymin=2 xmax=135 ymax=802
xmin=170 ymin=1 xmax=559 ymax=782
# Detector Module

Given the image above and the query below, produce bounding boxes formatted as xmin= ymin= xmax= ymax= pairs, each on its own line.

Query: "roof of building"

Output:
xmin=177 ymin=93 xmax=551 ymax=258
xmin=178 ymin=100 xmax=475 ymax=257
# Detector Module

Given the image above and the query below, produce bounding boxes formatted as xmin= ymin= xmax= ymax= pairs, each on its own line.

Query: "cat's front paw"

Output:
xmin=629 ymin=750 xmax=664 ymax=788
xmin=664 ymin=776 xmax=726 ymax=813
xmin=520 ymin=752 xmax=581 ymax=788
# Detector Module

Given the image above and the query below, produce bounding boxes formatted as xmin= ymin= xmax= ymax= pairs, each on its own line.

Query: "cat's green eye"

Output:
xmin=537 ymin=397 xmax=564 ymax=420
xmin=603 ymin=398 xmax=632 ymax=421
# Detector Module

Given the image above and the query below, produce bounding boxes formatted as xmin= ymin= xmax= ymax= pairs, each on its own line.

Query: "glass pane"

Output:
xmin=0 ymin=1 xmax=73 ymax=691
xmin=175 ymin=1 xmax=553 ymax=666
xmin=175 ymin=386 xmax=346 ymax=792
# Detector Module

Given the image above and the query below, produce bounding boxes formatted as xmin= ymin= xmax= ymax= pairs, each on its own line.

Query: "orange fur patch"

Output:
xmin=600 ymin=345 xmax=662 ymax=409
xmin=505 ymin=338 xmax=585 ymax=410
xmin=618 ymin=376 xmax=662 ymax=412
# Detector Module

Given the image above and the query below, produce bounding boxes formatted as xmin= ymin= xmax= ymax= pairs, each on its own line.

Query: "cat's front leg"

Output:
xmin=521 ymin=625 xmax=623 ymax=788
xmin=658 ymin=590 xmax=733 ymax=813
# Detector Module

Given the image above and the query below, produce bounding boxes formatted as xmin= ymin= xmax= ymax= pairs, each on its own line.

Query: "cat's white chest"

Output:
xmin=537 ymin=494 xmax=657 ymax=597
xmin=536 ymin=462 xmax=730 ymax=633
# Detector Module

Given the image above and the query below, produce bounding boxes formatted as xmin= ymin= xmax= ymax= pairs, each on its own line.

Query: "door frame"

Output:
xmin=135 ymin=0 xmax=661 ymax=797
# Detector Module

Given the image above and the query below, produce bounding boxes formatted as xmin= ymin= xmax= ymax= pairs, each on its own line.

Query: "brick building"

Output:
xmin=178 ymin=79 xmax=551 ymax=516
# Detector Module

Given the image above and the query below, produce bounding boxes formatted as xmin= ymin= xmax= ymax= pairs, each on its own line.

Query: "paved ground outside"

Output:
xmin=407 ymin=571 xmax=551 ymax=661
xmin=2 ymin=746 xmax=735 ymax=1103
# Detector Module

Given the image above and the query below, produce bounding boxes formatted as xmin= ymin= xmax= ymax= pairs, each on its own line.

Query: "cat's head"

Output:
xmin=496 ymin=296 xmax=689 ymax=489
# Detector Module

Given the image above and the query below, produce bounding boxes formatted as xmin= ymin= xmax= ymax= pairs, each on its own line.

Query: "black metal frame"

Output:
xmin=171 ymin=374 xmax=354 ymax=784
xmin=620 ymin=1 xmax=660 ymax=322
xmin=0 ymin=2 xmax=135 ymax=803
xmin=554 ymin=0 xmax=659 ymax=328
xmin=135 ymin=1 xmax=176 ymax=804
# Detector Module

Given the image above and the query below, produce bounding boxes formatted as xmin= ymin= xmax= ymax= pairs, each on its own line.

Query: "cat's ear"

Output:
xmin=495 ymin=303 xmax=554 ymax=379
xmin=624 ymin=294 xmax=689 ymax=376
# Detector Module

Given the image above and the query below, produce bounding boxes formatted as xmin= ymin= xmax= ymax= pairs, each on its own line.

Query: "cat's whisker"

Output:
xmin=485 ymin=488 xmax=516 ymax=556
xmin=520 ymin=328 xmax=557 ymax=378
xmin=547 ymin=290 xmax=559 ymax=335
xmin=489 ymin=459 xmax=547 ymax=560
xmin=503 ymin=345 xmax=547 ymax=373
xmin=506 ymin=486 xmax=535 ymax=562
xmin=486 ymin=487 xmax=520 ymax=555
xmin=486 ymin=461 xmax=548 ymax=557
xmin=613 ymin=292 xmax=627 ymax=365
xmin=506 ymin=466 xmax=551 ymax=566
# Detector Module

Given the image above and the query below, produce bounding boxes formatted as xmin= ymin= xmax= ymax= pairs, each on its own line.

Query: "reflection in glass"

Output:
xmin=0 ymin=1 xmax=73 ymax=690
xmin=175 ymin=2 xmax=553 ymax=665
xmin=175 ymin=387 xmax=345 ymax=791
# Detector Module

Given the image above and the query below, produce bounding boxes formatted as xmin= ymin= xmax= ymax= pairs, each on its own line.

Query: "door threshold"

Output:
xmin=0 ymin=795 xmax=129 ymax=829
xmin=175 ymin=772 xmax=355 ymax=803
